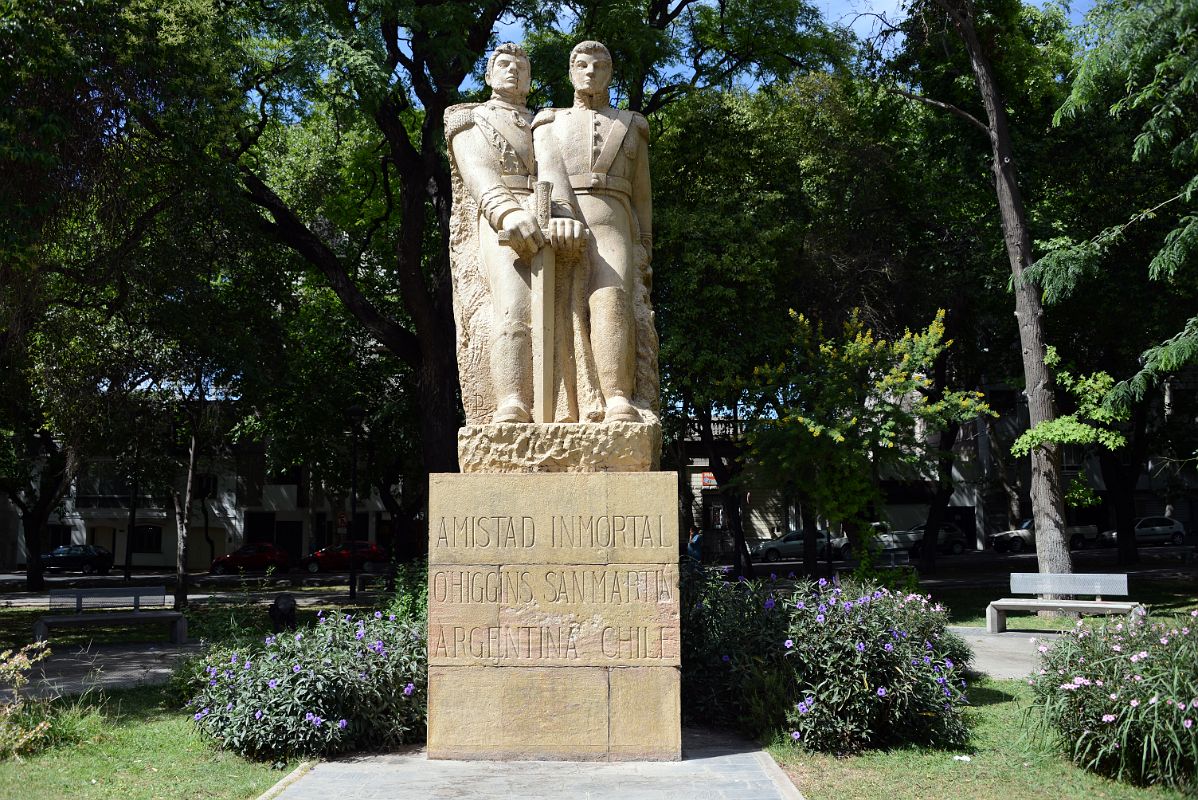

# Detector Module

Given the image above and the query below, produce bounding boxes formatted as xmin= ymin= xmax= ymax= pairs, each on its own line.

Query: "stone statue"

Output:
xmin=445 ymin=41 xmax=660 ymax=469
xmin=533 ymin=40 xmax=654 ymax=425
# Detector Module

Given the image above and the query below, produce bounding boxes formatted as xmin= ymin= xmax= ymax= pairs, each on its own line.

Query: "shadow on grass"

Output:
xmin=966 ymin=682 xmax=1017 ymax=708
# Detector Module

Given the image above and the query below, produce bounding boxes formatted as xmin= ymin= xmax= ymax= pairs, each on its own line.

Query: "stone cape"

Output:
xmin=444 ymin=102 xmax=661 ymax=427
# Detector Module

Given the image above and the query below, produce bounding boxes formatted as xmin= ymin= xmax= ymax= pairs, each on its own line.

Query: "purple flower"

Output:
xmin=816 ymin=614 xmax=825 ymax=624
xmin=764 ymin=598 xmax=776 ymax=610
xmin=877 ymin=687 xmax=887 ymax=697
xmin=721 ymin=655 xmax=731 ymax=663
xmin=404 ymin=683 xmax=415 ymax=696
xmin=268 ymin=679 xmax=278 ymax=689
xmin=843 ymin=601 xmax=854 ymax=611
xmin=265 ymin=635 xmax=276 ymax=645
xmin=884 ymin=643 xmax=894 ymax=652
xmin=784 ymin=639 xmax=794 ymax=649
xmin=375 ymin=611 xmax=383 ymax=619
xmin=818 ymin=578 xmax=827 ymax=587
xmin=338 ymin=719 xmax=348 ymax=730
xmin=769 ymin=573 xmax=777 ymax=581
xmin=230 ymin=654 xmax=239 ymax=665
xmin=293 ymin=665 xmax=302 ymax=673
xmin=1101 ymin=714 xmax=1116 ymax=722
xmin=313 ymin=716 xmax=323 ymax=727
xmin=244 ymin=661 xmax=252 ymax=670
xmin=305 ymin=712 xmax=314 ymax=721
xmin=1185 ymin=719 xmax=1193 ymax=729
xmin=388 ymin=614 xmax=397 ymax=621
xmin=791 ymin=731 xmax=801 ymax=741
xmin=795 ymin=601 xmax=805 ymax=610
xmin=855 ymin=642 xmax=865 ymax=652
xmin=295 ymin=633 xmax=303 ymax=642
xmin=797 ymin=701 xmax=810 ymax=714
xmin=355 ymin=630 xmax=365 ymax=640
xmin=818 ymin=604 xmax=828 ymax=613
xmin=944 ymin=658 xmax=954 ymax=669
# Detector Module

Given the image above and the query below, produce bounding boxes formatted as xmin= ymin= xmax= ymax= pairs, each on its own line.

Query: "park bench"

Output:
xmin=985 ymin=572 xmax=1142 ymax=634
xmin=33 ymin=586 xmax=188 ymax=644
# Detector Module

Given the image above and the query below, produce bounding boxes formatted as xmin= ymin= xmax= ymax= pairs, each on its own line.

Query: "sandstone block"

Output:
xmin=427 ymin=666 xmax=610 ymax=760
xmin=428 ymin=472 xmax=678 ymax=565
xmin=609 ymin=666 xmax=681 ymax=760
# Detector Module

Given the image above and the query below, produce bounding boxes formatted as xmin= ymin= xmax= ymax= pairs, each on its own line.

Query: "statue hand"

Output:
xmin=501 ymin=210 xmax=546 ymax=257
xmin=548 ymin=218 xmax=587 ymax=253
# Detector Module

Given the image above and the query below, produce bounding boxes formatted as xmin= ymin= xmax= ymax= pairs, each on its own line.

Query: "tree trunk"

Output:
xmin=1098 ymin=449 xmax=1139 ymax=566
xmin=920 ymin=420 xmax=961 ymax=575
xmin=15 ymin=440 xmax=78 ymax=591
xmin=20 ymin=512 xmax=45 ymax=591
xmin=800 ymin=496 xmax=821 ymax=579
xmin=173 ymin=431 xmax=197 ymax=610
xmin=124 ymin=475 xmax=138 ymax=582
xmin=946 ymin=0 xmax=1070 ymax=576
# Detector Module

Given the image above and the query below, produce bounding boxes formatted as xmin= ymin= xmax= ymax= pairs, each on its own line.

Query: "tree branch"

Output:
xmin=884 ymin=85 xmax=990 ymax=135
xmin=239 ymin=168 xmax=422 ymax=368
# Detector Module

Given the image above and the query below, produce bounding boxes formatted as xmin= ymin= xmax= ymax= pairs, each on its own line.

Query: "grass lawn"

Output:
xmin=0 ymin=684 xmax=294 ymax=800
xmin=926 ymin=577 xmax=1198 ymax=631
xmin=771 ymin=677 xmax=1191 ymax=800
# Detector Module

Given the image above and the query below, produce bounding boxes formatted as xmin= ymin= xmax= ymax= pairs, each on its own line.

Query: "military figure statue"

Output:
xmin=534 ymin=41 xmax=652 ymax=424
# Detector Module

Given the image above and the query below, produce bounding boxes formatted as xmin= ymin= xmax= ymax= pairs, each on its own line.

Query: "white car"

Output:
xmin=750 ymin=529 xmax=850 ymax=562
xmin=1102 ymin=516 xmax=1186 ymax=546
xmin=989 ymin=519 xmax=1099 ymax=553
xmin=879 ymin=522 xmax=970 ymax=556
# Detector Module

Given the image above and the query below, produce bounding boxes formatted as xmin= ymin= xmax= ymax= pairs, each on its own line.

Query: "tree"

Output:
xmin=743 ymin=310 xmax=990 ymax=576
xmin=875 ymin=0 xmax=1075 ymax=574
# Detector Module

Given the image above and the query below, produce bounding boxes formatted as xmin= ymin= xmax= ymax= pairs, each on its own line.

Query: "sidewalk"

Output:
xmin=5 ymin=641 xmax=203 ymax=700
xmin=260 ymin=728 xmax=803 ymax=800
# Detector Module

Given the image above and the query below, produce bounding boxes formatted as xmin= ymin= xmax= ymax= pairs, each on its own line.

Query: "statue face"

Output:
xmin=570 ymin=51 xmax=612 ymax=96
xmin=487 ymin=52 xmax=531 ymax=99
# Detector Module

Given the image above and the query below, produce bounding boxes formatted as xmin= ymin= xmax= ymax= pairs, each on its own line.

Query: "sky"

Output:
xmin=817 ymin=0 xmax=1096 ymax=39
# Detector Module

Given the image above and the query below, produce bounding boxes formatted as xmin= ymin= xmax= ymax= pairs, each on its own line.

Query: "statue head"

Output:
xmin=486 ymin=43 xmax=531 ymax=104
xmin=569 ymin=40 xmax=612 ymax=100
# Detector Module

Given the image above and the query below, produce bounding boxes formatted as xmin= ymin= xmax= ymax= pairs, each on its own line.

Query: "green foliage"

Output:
xmin=187 ymin=610 xmax=426 ymax=763
xmin=1052 ymin=0 xmax=1198 ymax=400
xmin=744 ymin=309 xmax=991 ymax=524
xmin=681 ymin=570 xmax=971 ymax=753
xmin=0 ymin=643 xmax=103 ymax=759
xmin=1030 ymin=609 xmax=1198 ymax=790
xmin=1012 ymin=346 xmax=1128 ymax=457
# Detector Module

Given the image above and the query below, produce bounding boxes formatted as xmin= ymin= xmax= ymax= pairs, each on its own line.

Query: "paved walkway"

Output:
xmin=949 ymin=625 xmax=1050 ymax=680
xmin=260 ymin=728 xmax=802 ymax=800
xmin=6 ymin=641 xmax=203 ymax=699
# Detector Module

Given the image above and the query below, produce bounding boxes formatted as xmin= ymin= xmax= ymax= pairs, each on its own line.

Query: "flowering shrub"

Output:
xmin=188 ymin=610 xmax=426 ymax=761
xmin=681 ymin=570 xmax=970 ymax=753
xmin=1030 ymin=608 xmax=1198 ymax=789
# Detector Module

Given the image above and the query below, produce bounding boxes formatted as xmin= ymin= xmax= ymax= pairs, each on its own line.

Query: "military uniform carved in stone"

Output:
xmin=533 ymin=40 xmax=658 ymax=425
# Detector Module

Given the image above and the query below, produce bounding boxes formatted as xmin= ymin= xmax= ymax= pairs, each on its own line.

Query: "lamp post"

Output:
xmin=347 ymin=404 xmax=365 ymax=601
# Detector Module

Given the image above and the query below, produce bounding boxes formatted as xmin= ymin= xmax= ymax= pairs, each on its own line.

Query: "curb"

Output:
xmin=255 ymin=760 xmax=315 ymax=800
xmin=755 ymin=750 xmax=806 ymax=800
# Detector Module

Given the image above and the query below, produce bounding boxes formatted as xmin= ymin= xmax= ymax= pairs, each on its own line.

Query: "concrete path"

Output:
xmin=260 ymin=728 xmax=802 ymax=800
xmin=949 ymin=625 xmax=1053 ymax=680
xmin=4 ymin=641 xmax=203 ymax=699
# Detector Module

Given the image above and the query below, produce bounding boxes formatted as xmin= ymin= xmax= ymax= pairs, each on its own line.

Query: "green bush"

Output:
xmin=682 ymin=570 xmax=970 ymax=754
xmin=0 ymin=644 xmax=104 ymax=759
xmin=188 ymin=610 xmax=426 ymax=762
xmin=1030 ymin=608 xmax=1198 ymax=790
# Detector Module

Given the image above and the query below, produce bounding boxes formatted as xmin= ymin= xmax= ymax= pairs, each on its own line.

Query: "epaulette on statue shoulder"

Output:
xmin=531 ymin=108 xmax=557 ymax=130
xmin=444 ymin=103 xmax=480 ymax=141
xmin=630 ymin=111 xmax=649 ymax=137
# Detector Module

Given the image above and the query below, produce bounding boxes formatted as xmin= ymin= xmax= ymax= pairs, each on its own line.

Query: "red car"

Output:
xmin=210 ymin=543 xmax=290 ymax=575
xmin=300 ymin=540 xmax=387 ymax=573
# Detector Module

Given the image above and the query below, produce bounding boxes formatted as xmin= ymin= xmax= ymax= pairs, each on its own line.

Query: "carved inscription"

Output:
xmin=431 ymin=566 xmax=674 ymax=605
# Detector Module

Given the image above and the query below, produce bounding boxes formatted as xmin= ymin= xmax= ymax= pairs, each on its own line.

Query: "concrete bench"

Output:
xmin=986 ymin=573 xmax=1141 ymax=634
xmin=33 ymin=587 xmax=187 ymax=644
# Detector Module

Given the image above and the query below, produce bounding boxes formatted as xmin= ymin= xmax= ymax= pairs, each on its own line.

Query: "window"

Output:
xmin=131 ymin=525 xmax=163 ymax=554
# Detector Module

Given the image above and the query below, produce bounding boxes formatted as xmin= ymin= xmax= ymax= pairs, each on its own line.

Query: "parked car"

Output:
xmin=750 ymin=529 xmax=850 ymax=562
xmin=880 ymin=522 xmax=970 ymax=556
xmin=299 ymin=540 xmax=388 ymax=573
xmin=39 ymin=544 xmax=113 ymax=575
xmin=1101 ymin=516 xmax=1186 ymax=547
xmin=210 ymin=543 xmax=290 ymax=575
xmin=988 ymin=519 xmax=1099 ymax=553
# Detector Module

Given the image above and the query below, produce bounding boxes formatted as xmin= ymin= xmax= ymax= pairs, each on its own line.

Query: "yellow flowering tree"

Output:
xmin=744 ymin=310 xmax=991 ymax=574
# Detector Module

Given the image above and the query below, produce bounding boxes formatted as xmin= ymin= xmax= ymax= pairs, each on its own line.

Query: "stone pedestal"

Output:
xmin=457 ymin=422 xmax=661 ymax=473
xmin=427 ymin=471 xmax=681 ymax=761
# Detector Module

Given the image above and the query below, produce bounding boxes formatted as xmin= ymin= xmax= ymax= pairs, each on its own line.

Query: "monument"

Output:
xmin=429 ymin=40 xmax=680 ymax=761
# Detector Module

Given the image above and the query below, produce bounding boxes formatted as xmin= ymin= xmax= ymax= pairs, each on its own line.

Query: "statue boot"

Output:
xmin=491 ymin=322 xmax=532 ymax=423
xmin=589 ymin=287 xmax=641 ymax=424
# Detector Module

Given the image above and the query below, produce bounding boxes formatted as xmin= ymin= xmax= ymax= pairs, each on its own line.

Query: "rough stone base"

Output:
xmin=457 ymin=422 xmax=661 ymax=473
